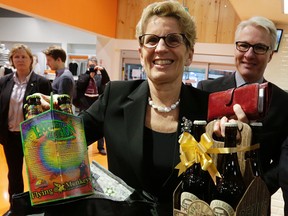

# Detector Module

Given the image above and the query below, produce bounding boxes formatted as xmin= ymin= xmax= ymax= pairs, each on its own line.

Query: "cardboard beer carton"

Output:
xmin=20 ymin=95 xmax=93 ymax=206
xmin=173 ymin=121 xmax=270 ymax=216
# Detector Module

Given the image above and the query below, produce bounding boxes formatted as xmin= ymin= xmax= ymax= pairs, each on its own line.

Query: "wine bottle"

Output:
xmin=245 ymin=122 xmax=263 ymax=177
xmin=178 ymin=120 xmax=211 ymax=212
xmin=244 ymin=122 xmax=264 ymax=186
xmin=248 ymin=122 xmax=263 ymax=177
xmin=210 ymin=122 xmax=246 ymax=215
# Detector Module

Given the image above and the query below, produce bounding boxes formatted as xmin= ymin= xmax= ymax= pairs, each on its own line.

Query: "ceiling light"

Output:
xmin=284 ymin=0 xmax=288 ymax=14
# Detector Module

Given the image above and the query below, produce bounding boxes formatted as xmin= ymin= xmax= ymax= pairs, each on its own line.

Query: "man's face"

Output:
xmin=87 ymin=60 xmax=97 ymax=78
xmin=87 ymin=60 xmax=97 ymax=69
xmin=234 ymin=25 xmax=274 ymax=83
xmin=46 ymin=55 xmax=59 ymax=70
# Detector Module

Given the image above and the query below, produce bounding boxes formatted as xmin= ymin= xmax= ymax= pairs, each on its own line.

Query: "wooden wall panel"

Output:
xmin=116 ymin=0 xmax=156 ymax=40
xmin=187 ymin=0 xmax=220 ymax=43
xmin=1 ymin=0 xmax=241 ymax=43
xmin=116 ymin=0 xmax=241 ymax=44
xmin=216 ymin=0 xmax=241 ymax=43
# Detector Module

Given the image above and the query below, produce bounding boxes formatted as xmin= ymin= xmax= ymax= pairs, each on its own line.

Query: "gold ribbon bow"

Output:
xmin=175 ymin=132 xmax=221 ymax=184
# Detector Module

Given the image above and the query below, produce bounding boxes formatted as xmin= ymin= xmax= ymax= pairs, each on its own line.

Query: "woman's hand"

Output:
xmin=32 ymin=93 xmax=60 ymax=111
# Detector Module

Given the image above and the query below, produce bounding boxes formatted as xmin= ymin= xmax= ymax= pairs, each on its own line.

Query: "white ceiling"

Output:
xmin=229 ymin=0 xmax=288 ymax=25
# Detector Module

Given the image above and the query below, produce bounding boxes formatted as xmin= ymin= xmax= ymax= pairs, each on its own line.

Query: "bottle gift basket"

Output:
xmin=173 ymin=119 xmax=270 ymax=216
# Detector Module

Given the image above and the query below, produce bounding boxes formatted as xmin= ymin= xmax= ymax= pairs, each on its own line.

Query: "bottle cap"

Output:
xmin=57 ymin=94 xmax=71 ymax=103
xmin=26 ymin=94 xmax=41 ymax=100
xmin=249 ymin=122 xmax=263 ymax=127
xmin=57 ymin=94 xmax=70 ymax=99
xmin=224 ymin=122 xmax=238 ymax=127
xmin=193 ymin=120 xmax=207 ymax=125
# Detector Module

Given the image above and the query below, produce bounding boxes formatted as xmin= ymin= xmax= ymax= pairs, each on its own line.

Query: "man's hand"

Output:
xmin=213 ymin=104 xmax=248 ymax=137
xmin=95 ymin=65 xmax=104 ymax=71
xmin=233 ymin=104 xmax=249 ymax=123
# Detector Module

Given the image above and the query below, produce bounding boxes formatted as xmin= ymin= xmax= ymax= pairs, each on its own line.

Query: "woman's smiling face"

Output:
xmin=138 ymin=16 xmax=193 ymax=85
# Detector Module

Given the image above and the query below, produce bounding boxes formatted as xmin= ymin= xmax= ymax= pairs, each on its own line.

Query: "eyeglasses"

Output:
xmin=139 ymin=33 xmax=187 ymax=48
xmin=235 ymin=41 xmax=271 ymax=55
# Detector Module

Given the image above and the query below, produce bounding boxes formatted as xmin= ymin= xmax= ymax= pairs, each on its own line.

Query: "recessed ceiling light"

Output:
xmin=284 ymin=0 xmax=288 ymax=14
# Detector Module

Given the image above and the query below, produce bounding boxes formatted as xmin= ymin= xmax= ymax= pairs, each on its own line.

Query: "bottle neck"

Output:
xmin=193 ymin=124 xmax=206 ymax=142
xmin=250 ymin=125 xmax=262 ymax=145
xmin=224 ymin=126 xmax=237 ymax=148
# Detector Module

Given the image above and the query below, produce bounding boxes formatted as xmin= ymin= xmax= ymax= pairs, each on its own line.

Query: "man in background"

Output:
xmin=197 ymin=16 xmax=288 ymax=213
xmin=43 ymin=45 xmax=75 ymax=99
xmin=74 ymin=56 xmax=110 ymax=155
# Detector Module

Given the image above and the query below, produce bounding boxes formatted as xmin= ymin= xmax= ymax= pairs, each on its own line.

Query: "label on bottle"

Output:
xmin=173 ymin=209 xmax=186 ymax=216
xmin=59 ymin=103 xmax=73 ymax=114
xmin=26 ymin=104 xmax=43 ymax=119
xmin=210 ymin=199 xmax=235 ymax=216
xmin=180 ymin=192 xmax=199 ymax=212
xmin=187 ymin=200 xmax=214 ymax=216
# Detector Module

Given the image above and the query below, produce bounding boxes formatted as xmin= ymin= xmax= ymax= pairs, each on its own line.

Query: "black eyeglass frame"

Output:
xmin=235 ymin=41 xmax=271 ymax=55
xmin=138 ymin=33 xmax=189 ymax=48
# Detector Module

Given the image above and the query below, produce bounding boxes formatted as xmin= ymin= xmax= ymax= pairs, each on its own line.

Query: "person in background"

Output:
xmin=75 ymin=56 xmax=110 ymax=110
xmin=280 ymin=138 xmax=288 ymax=215
xmin=0 ymin=64 xmax=13 ymax=77
xmin=197 ymin=16 xmax=288 ymax=213
xmin=32 ymin=54 xmax=41 ymax=75
xmin=42 ymin=45 xmax=75 ymax=99
xmin=0 ymin=44 xmax=52 ymax=216
xmin=69 ymin=60 xmax=78 ymax=76
xmin=74 ymin=56 xmax=110 ymax=155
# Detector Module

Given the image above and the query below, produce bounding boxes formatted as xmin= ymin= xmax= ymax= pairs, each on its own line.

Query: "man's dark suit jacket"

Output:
xmin=80 ymin=80 xmax=209 ymax=214
xmin=0 ymin=72 xmax=52 ymax=144
xmin=197 ymin=72 xmax=288 ymax=194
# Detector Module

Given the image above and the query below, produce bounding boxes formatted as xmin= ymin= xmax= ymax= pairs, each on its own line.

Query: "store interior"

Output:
xmin=0 ymin=0 xmax=287 ymax=88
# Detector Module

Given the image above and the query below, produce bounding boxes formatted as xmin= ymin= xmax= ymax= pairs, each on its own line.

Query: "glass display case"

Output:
xmin=120 ymin=50 xmax=236 ymax=83
xmin=182 ymin=65 xmax=207 ymax=87
xmin=208 ymin=64 xmax=236 ymax=80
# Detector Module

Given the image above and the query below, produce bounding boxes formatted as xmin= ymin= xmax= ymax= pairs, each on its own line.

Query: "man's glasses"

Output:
xmin=235 ymin=41 xmax=271 ymax=55
xmin=139 ymin=33 xmax=187 ymax=48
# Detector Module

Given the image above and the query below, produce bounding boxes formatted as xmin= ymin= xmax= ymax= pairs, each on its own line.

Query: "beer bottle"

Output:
xmin=210 ymin=122 xmax=246 ymax=215
xmin=178 ymin=120 xmax=210 ymax=212
xmin=25 ymin=95 xmax=43 ymax=119
xmin=57 ymin=94 xmax=73 ymax=114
